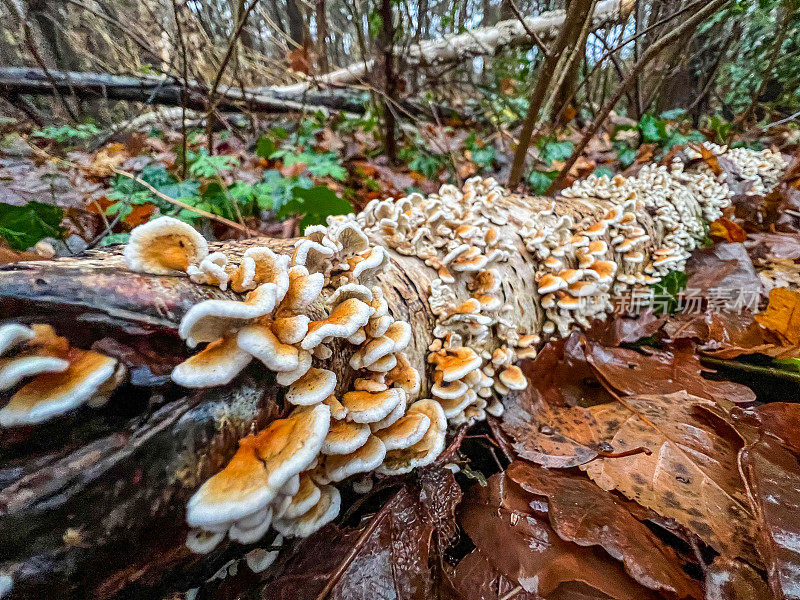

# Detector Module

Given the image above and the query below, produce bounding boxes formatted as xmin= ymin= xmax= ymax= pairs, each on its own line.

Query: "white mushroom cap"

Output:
xmin=325 ymin=435 xmax=387 ymax=482
xmin=285 ymin=368 xmax=337 ymax=406
xmin=322 ymin=420 xmax=372 ymax=455
xmin=172 ymin=335 xmax=253 ymax=388
xmin=280 ymin=267 xmax=325 ymax=312
xmin=369 ymin=399 xmax=406 ymax=431
xmin=229 ymin=506 xmax=273 ymax=544
xmin=186 ymin=404 xmax=330 ymax=529
xmin=351 ymin=246 xmax=388 ymax=280
xmin=437 ymin=390 xmax=477 ymax=419
xmin=273 ymin=484 xmax=340 ymax=538
xmin=0 ymin=355 xmax=69 ymax=390
xmin=179 ymin=283 xmax=278 ymax=347
xmin=188 ymin=252 xmax=230 ymax=290
xmin=240 ymin=248 xmax=291 ymax=301
xmin=185 ymin=529 xmax=225 ymax=554
xmin=124 ymin=216 xmax=208 ymax=275
xmin=0 ymin=323 xmax=35 ymax=355
xmin=275 ymin=350 xmax=313 ymax=386
xmin=327 ymin=283 xmax=373 ymax=305
xmin=283 ymin=476 xmax=322 ymax=519
xmin=292 ymin=239 xmax=334 ymax=272
xmin=302 ymin=298 xmax=373 ymax=350
xmin=429 ymin=347 xmax=482 ymax=382
xmin=349 ymin=335 xmax=395 ymax=370
xmin=245 ymin=535 xmax=283 ymax=573
xmin=0 ymin=351 xmax=121 ymax=427
xmin=375 ymin=413 xmax=431 ymax=450
xmin=378 ymin=400 xmax=447 ymax=475
xmin=237 ymin=325 xmax=299 ymax=372
xmin=342 ymin=388 xmax=405 ymax=423
xmin=498 ymin=365 xmax=527 ymax=390
xmin=271 ymin=315 xmax=311 ymax=345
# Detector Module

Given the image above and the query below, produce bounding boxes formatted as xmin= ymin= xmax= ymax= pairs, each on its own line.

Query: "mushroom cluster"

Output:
xmin=0 ymin=323 xmax=125 ymax=427
xmin=358 ymin=177 xmax=536 ymax=426
xmin=123 ymin=215 xmax=447 ymax=552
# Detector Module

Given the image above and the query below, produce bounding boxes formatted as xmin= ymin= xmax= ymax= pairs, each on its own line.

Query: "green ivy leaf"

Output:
xmin=659 ymin=108 xmax=687 ymax=120
xmin=650 ymin=270 xmax=689 ymax=315
xmin=99 ymin=232 xmax=130 ymax=246
xmin=539 ymin=138 xmax=574 ymax=165
xmin=593 ymin=167 xmax=615 ymax=178
xmin=0 ymin=201 xmax=63 ymax=250
xmin=277 ymin=186 xmax=352 ymax=230
xmin=527 ymin=170 xmax=559 ymax=194
xmin=638 ymin=114 xmax=668 ymax=143
xmin=256 ymin=135 xmax=278 ymax=159
xmin=617 ymin=146 xmax=638 ymax=167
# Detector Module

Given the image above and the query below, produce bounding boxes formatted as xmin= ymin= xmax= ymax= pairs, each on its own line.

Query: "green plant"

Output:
xmin=270 ymin=148 xmax=347 ymax=181
xmin=277 ymin=186 xmax=353 ymax=230
xmin=527 ymin=170 xmax=559 ymax=194
xmin=465 ymin=132 xmax=496 ymax=169
xmin=650 ymin=271 xmax=689 ymax=315
xmin=31 ymin=123 xmax=100 ymax=143
xmin=187 ymin=149 xmax=239 ymax=177
xmin=0 ymin=201 xmax=63 ymax=250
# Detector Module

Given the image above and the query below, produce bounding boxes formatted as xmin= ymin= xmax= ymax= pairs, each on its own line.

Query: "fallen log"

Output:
xmin=0 ymin=68 xmax=467 ymax=121
xmin=0 ymin=144 xmax=787 ymax=599
xmin=272 ymin=0 xmax=634 ymax=93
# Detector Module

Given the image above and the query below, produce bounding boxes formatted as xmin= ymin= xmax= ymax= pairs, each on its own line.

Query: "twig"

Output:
xmin=500 ymin=585 xmax=523 ymax=600
xmin=700 ymin=356 xmax=800 ymax=385
xmin=547 ymin=0 xmax=730 ymax=193
xmin=507 ymin=0 xmax=594 ymax=189
xmin=313 ymin=496 xmax=396 ymax=600
xmin=111 ymin=169 xmax=258 ymax=237
xmin=765 ymin=110 xmax=800 ymax=128
xmin=506 ymin=0 xmax=549 ymax=57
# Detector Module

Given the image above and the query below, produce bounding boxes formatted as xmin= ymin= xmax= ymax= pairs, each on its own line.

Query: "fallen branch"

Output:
xmin=272 ymin=0 xmax=634 ymax=93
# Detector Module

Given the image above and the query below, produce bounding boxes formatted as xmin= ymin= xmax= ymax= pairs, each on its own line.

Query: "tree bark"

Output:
xmin=0 ymin=148 xmax=786 ymax=599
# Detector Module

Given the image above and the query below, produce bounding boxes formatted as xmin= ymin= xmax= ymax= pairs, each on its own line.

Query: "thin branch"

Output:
xmin=111 ymin=169 xmax=258 ymax=237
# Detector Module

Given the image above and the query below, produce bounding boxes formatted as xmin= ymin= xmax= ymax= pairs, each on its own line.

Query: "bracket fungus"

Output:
xmin=0 ymin=323 xmax=125 ymax=427
xmin=124 ymin=216 xmax=208 ymax=275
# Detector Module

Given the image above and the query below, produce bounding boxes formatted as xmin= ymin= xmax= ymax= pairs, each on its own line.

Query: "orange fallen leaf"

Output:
xmin=755 ymin=287 xmax=800 ymax=345
xmin=698 ymin=143 xmax=723 ymax=175
xmin=709 ymin=217 xmax=747 ymax=242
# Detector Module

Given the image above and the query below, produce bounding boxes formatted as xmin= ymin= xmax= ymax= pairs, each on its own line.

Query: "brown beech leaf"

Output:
xmin=506 ymin=461 xmax=702 ymax=599
xmin=735 ymin=412 xmax=800 ymax=600
xmin=686 ymin=242 xmax=762 ymax=296
xmin=751 ymin=403 xmax=800 ymax=457
xmin=260 ymin=470 xmax=461 ymax=600
xmin=501 ymin=338 xmax=606 ymax=468
xmin=580 ymin=391 xmax=760 ymax=564
xmin=585 ymin=340 xmax=757 ymax=405
xmin=705 ymin=557 xmax=774 ymax=600
xmin=754 ymin=287 xmax=800 ymax=345
xmin=664 ymin=310 xmax=800 ymax=360
xmin=458 ymin=472 xmax=660 ymax=600
xmin=709 ymin=218 xmax=747 ymax=242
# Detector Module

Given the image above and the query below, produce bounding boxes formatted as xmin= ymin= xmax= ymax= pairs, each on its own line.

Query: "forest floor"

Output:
xmin=2 ymin=110 xmax=800 ymax=598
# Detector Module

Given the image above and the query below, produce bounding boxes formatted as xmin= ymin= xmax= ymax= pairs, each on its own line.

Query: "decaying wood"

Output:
xmin=0 ymin=147 xmax=785 ymax=598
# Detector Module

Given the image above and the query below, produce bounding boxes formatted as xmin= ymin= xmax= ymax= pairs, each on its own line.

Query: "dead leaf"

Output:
xmin=585 ymin=339 xmax=757 ymax=406
xmin=686 ymin=242 xmax=762 ymax=297
xmin=755 ymin=287 xmax=800 ymax=345
xmin=581 ymin=391 xmax=760 ymax=564
xmin=261 ymin=470 xmax=461 ymax=600
xmin=507 ymin=461 xmax=702 ymax=598
xmin=705 ymin=557 xmax=774 ymax=600
xmin=458 ymin=472 xmax=661 ymax=600
xmin=709 ymin=218 xmax=747 ymax=242
xmin=280 ymin=161 xmax=307 ymax=178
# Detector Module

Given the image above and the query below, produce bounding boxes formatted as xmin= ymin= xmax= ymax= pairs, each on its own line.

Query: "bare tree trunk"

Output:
xmin=316 ymin=0 xmax=329 ymax=72
xmin=378 ymin=0 xmax=398 ymax=163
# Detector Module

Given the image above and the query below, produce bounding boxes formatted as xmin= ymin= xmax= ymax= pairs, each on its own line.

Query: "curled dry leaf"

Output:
xmin=506 ymin=460 xmax=702 ymax=599
xmin=754 ymin=287 xmax=800 ymax=346
xmin=457 ymin=472 xmax=661 ymax=600
xmin=581 ymin=391 xmax=760 ymax=565
xmin=686 ymin=242 xmax=762 ymax=296
xmin=585 ymin=340 xmax=756 ymax=406
xmin=501 ymin=338 xmax=605 ymax=468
